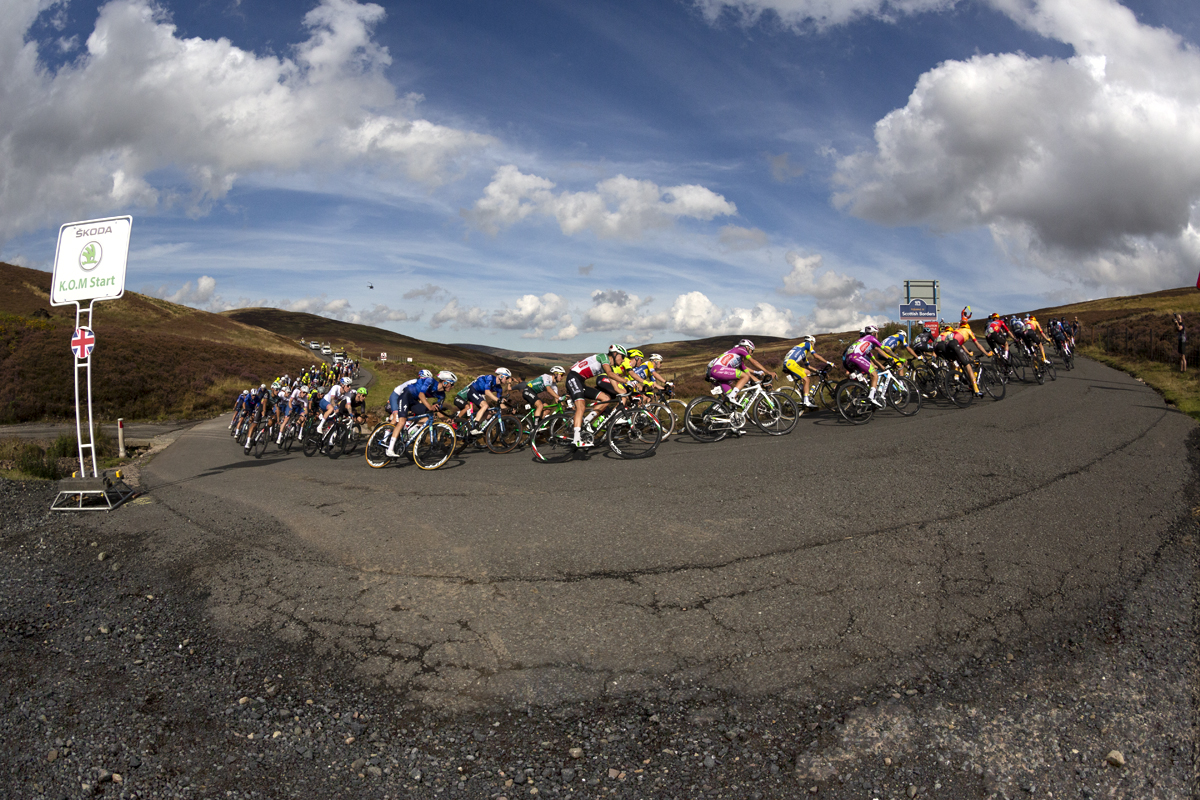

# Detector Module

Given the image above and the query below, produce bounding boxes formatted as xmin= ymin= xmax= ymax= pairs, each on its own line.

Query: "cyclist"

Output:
xmin=315 ymin=377 xmax=353 ymax=434
xmin=567 ymin=345 xmax=633 ymax=448
xmin=706 ymin=339 xmax=776 ymax=402
xmin=383 ymin=371 xmax=456 ymax=458
xmin=599 ymin=349 xmax=641 ymax=402
xmin=842 ymin=326 xmax=895 ymax=407
xmin=948 ymin=321 xmax=994 ymax=395
xmin=782 ymin=335 xmax=833 ymax=409
xmin=243 ymin=384 xmax=275 ymax=454
xmin=628 ymin=352 xmax=668 ymax=394
xmin=1022 ymin=315 xmax=1051 ymax=364
xmin=521 ymin=366 xmax=566 ymax=422
xmin=880 ymin=329 xmax=920 ymax=376
xmin=466 ymin=368 xmax=515 ymax=435
xmin=277 ymin=381 xmax=310 ymax=444
xmin=985 ymin=313 xmax=1014 ymax=361
xmin=1049 ymin=318 xmax=1071 ymax=360
xmin=229 ymin=389 xmax=250 ymax=430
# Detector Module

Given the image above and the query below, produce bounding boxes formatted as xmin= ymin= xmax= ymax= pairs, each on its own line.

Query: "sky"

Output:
xmin=4 ymin=0 xmax=1200 ymax=351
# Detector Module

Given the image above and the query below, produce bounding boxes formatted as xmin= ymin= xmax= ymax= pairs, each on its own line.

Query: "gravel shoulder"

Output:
xmin=1 ymin=436 xmax=1197 ymax=800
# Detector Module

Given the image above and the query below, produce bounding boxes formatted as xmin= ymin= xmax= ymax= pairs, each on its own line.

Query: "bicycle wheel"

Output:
xmin=752 ymin=392 xmax=799 ymax=434
xmin=250 ymin=428 xmax=269 ymax=458
xmin=980 ymin=365 xmax=1006 ymax=401
xmin=942 ymin=369 xmax=975 ymax=408
xmin=913 ymin=368 xmax=940 ymax=400
xmin=641 ymin=402 xmax=676 ymax=440
xmin=340 ymin=422 xmax=362 ymax=455
xmin=364 ymin=424 xmax=395 ymax=468
xmin=412 ymin=423 xmax=456 ymax=470
xmin=887 ymin=377 xmax=922 ymax=416
xmin=814 ymin=379 xmax=837 ymax=411
xmin=1033 ymin=362 xmax=1045 ymax=385
xmin=1045 ymin=359 xmax=1057 ymax=381
xmin=486 ymin=415 xmax=523 ymax=454
xmin=684 ymin=397 xmax=729 ymax=443
xmin=530 ymin=412 xmax=575 ymax=462
xmin=608 ymin=407 xmax=663 ymax=459
xmin=835 ymin=380 xmax=875 ymax=424
xmin=775 ymin=384 xmax=804 ymax=406
xmin=665 ymin=399 xmax=688 ymax=433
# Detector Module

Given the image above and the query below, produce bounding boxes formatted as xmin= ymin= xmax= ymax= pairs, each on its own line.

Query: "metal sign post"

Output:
xmin=49 ymin=216 xmax=134 ymax=511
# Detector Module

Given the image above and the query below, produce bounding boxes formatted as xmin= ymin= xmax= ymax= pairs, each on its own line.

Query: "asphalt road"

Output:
xmin=87 ymin=357 xmax=1194 ymax=713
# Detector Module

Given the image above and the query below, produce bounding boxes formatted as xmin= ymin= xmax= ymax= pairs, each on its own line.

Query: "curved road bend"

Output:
xmin=92 ymin=358 xmax=1195 ymax=711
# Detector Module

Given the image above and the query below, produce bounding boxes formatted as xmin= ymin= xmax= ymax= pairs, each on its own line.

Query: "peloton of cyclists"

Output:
xmin=383 ymin=371 xmax=457 ymax=458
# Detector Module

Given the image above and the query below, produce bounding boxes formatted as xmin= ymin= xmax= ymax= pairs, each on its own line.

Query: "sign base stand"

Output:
xmin=50 ymin=471 xmax=135 ymax=512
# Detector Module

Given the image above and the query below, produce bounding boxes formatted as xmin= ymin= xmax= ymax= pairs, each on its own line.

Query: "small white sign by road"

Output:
xmin=50 ymin=216 xmax=133 ymax=307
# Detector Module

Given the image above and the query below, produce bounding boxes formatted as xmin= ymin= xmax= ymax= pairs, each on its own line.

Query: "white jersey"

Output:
xmin=323 ymin=384 xmax=345 ymax=405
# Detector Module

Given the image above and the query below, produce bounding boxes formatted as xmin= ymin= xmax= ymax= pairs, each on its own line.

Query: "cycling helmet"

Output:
xmin=437 ymin=370 xmax=458 ymax=384
xmin=260 ymin=384 xmax=267 ymax=389
xmin=628 ymin=349 xmax=645 ymax=358
xmin=737 ymin=339 xmax=755 ymax=351
xmin=356 ymin=387 xmax=367 ymax=396
xmin=550 ymin=365 xmax=566 ymax=374
xmin=418 ymin=369 xmax=433 ymax=379
xmin=271 ymin=381 xmax=280 ymax=390
xmin=340 ymin=377 xmax=352 ymax=386
xmin=241 ymin=389 xmax=249 ymax=396
xmin=649 ymin=353 xmax=664 ymax=362
xmin=250 ymin=388 xmax=259 ymax=396
xmin=989 ymin=312 xmax=999 ymax=320
xmin=608 ymin=344 xmax=629 ymax=357
xmin=802 ymin=335 xmax=815 ymax=344
xmin=862 ymin=325 xmax=878 ymax=336
xmin=495 ymin=367 xmax=513 ymax=379
xmin=300 ymin=385 xmax=309 ymax=393
xmin=892 ymin=329 xmax=908 ymax=344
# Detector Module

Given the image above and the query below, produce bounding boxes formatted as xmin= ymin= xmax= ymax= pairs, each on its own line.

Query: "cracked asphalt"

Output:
xmin=112 ymin=358 xmax=1193 ymax=712
xmin=3 ymin=356 xmax=1197 ymax=798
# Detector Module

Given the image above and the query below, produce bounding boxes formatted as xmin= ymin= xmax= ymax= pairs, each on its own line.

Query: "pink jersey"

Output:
xmin=844 ymin=335 xmax=882 ymax=358
xmin=708 ymin=346 xmax=750 ymax=370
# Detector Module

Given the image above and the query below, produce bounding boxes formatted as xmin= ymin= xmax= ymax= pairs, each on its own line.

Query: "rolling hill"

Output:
xmin=0 ymin=262 xmax=313 ymax=423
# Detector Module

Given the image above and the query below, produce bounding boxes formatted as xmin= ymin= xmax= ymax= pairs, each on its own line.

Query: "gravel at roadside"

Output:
xmin=2 ymin=450 xmax=1196 ymax=800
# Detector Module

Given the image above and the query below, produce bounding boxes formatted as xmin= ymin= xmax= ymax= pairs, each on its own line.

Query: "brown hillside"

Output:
xmin=222 ymin=308 xmax=531 ymax=375
xmin=0 ymin=262 xmax=312 ymax=423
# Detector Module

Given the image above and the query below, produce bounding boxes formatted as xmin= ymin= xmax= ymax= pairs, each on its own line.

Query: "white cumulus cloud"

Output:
xmin=693 ymin=0 xmax=957 ymax=31
xmin=465 ymin=165 xmax=738 ymax=239
xmin=780 ymin=252 xmax=899 ymax=332
xmin=668 ymin=291 xmax=798 ymax=338
xmin=0 ymin=0 xmax=493 ymax=243
xmin=833 ymin=0 xmax=1200 ymax=293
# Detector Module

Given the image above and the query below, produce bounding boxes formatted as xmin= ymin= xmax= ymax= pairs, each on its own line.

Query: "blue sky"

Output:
xmin=4 ymin=0 xmax=1200 ymax=350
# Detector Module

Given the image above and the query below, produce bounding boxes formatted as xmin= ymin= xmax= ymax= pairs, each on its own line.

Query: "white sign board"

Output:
xmin=50 ymin=216 xmax=132 ymax=307
xmin=380 ymin=352 xmax=387 ymax=362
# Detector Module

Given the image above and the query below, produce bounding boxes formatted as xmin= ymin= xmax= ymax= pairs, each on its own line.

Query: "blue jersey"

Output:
xmin=784 ymin=342 xmax=813 ymax=364
xmin=470 ymin=374 xmax=499 ymax=394
xmin=882 ymin=332 xmax=908 ymax=350
xmin=401 ymin=377 xmax=438 ymax=403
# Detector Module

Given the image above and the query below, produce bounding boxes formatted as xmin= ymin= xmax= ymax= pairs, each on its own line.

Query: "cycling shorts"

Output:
xmin=566 ymin=371 xmax=601 ymax=402
xmin=387 ymin=391 xmax=403 ymax=413
xmin=453 ymin=395 xmax=470 ymax=411
xmin=950 ymin=341 xmax=971 ymax=366
xmin=289 ymin=400 xmax=306 ymax=416
xmin=777 ymin=357 xmax=806 ymax=381
xmin=318 ymin=398 xmax=330 ymax=412
xmin=466 ymin=388 xmax=489 ymax=405
xmin=985 ymin=332 xmax=1007 ymax=351
xmin=843 ymin=354 xmax=872 ymax=375
xmin=706 ymin=365 xmax=742 ymax=383
xmin=595 ymin=378 xmax=621 ymax=398
xmin=521 ymin=388 xmax=542 ymax=406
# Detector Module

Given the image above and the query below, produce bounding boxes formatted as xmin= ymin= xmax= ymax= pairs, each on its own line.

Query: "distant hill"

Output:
xmin=0 ymin=262 xmax=312 ymax=423
xmin=222 ymin=308 xmax=531 ymax=375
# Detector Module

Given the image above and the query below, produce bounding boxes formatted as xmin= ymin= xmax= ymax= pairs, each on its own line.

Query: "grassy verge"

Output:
xmin=0 ymin=430 xmax=130 ymax=481
xmin=1080 ymin=346 xmax=1200 ymax=421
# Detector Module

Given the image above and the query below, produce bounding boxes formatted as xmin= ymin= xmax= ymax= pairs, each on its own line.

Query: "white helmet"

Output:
xmin=862 ymin=325 xmax=879 ymax=336
xmin=495 ymin=367 xmax=512 ymax=379
xmin=802 ymin=335 xmax=815 ymax=343
xmin=417 ymin=369 xmax=433 ymax=379
xmin=649 ymin=353 xmax=663 ymax=362
xmin=437 ymin=370 xmax=458 ymax=384
xmin=737 ymin=339 xmax=755 ymax=351
xmin=550 ymin=366 xmax=566 ymax=374
xmin=340 ymin=377 xmax=352 ymax=386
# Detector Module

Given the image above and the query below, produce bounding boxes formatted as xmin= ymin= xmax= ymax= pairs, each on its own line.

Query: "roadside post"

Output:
xmin=48 ymin=215 xmax=135 ymax=512
xmin=118 ymin=418 xmax=126 ymax=458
